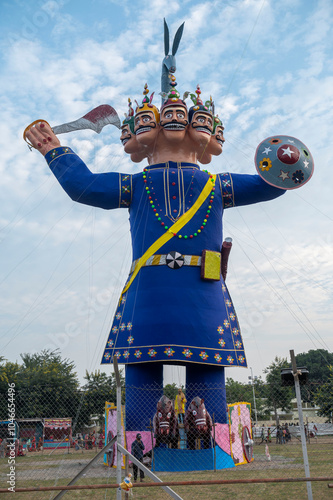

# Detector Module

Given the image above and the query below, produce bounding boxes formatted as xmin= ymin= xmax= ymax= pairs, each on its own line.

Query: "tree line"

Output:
xmin=0 ymin=349 xmax=332 ymax=429
xmin=0 ymin=350 xmax=124 ymax=429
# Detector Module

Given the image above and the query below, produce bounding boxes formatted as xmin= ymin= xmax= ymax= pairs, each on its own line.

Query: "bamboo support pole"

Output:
xmin=1 ymin=476 xmax=333 ymax=493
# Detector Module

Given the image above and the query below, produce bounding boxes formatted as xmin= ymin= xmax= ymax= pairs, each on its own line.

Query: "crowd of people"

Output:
xmin=0 ymin=431 xmax=106 ymax=457
xmin=257 ymin=421 xmax=319 ymax=444
xmin=258 ymin=423 xmax=292 ymax=444
xmin=74 ymin=431 xmax=105 ymax=450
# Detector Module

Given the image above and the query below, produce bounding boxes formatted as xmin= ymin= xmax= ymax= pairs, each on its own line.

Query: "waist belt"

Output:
xmin=129 ymin=252 xmax=202 ymax=273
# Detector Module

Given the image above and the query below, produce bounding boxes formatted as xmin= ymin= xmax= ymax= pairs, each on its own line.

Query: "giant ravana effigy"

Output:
xmin=23 ymin=20 xmax=313 ymax=432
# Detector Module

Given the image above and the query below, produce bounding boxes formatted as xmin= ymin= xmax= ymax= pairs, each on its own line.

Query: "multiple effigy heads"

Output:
xmin=121 ymin=77 xmax=225 ymax=166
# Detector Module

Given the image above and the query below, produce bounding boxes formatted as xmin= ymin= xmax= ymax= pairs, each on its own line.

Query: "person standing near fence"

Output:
xmin=174 ymin=388 xmax=187 ymax=424
xmin=131 ymin=433 xmax=145 ymax=482
xmin=276 ymin=426 xmax=281 ymax=444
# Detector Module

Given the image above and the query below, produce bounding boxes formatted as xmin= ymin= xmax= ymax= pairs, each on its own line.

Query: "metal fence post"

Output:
xmin=113 ymin=356 xmax=122 ymax=500
xmin=290 ymin=350 xmax=313 ymax=500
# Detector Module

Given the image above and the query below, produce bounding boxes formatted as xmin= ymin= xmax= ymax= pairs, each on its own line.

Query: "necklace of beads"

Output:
xmin=142 ymin=168 xmax=215 ymax=239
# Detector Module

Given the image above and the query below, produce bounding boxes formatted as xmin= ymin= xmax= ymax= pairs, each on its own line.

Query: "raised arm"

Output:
xmin=218 ymin=172 xmax=286 ymax=210
xmin=24 ymin=120 xmax=132 ymax=210
xmin=45 ymin=147 xmax=133 ymax=210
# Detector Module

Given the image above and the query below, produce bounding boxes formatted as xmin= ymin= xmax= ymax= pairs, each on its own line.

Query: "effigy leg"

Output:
xmin=185 ymin=364 xmax=227 ymax=424
xmin=125 ymin=363 xmax=163 ymax=431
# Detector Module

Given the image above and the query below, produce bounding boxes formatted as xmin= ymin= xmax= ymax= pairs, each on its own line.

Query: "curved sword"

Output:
xmin=52 ymin=104 xmax=121 ymax=135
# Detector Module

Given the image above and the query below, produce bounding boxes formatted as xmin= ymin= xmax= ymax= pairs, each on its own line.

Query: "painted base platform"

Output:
xmin=43 ymin=441 xmax=70 ymax=449
xmin=153 ymin=445 xmax=235 ymax=472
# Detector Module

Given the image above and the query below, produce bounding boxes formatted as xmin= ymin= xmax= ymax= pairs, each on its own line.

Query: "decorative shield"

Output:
xmin=242 ymin=426 xmax=254 ymax=463
xmin=254 ymin=135 xmax=314 ymax=190
xmin=166 ymin=251 xmax=184 ymax=269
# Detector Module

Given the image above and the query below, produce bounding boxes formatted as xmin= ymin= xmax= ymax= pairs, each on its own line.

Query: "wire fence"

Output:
xmin=0 ymin=380 xmax=332 ymax=499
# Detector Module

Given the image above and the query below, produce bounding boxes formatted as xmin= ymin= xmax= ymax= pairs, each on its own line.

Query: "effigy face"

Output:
xmin=186 ymin=112 xmax=214 ymax=164
xmin=204 ymin=124 xmax=225 ymax=158
xmin=190 ymin=112 xmax=213 ymax=140
xmin=134 ymin=111 xmax=159 ymax=147
xmin=159 ymin=106 xmax=188 ymax=143
xmin=188 ymin=112 xmax=213 ymax=149
xmin=120 ymin=124 xmax=146 ymax=163
xmin=120 ymin=124 xmax=137 ymax=153
xmin=195 ymin=123 xmax=224 ymax=165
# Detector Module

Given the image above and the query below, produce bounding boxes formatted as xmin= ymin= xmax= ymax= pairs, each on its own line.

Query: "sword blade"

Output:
xmin=52 ymin=104 xmax=121 ymax=135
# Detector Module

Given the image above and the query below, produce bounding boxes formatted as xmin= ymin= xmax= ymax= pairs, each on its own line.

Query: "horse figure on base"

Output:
xmin=153 ymin=395 xmax=179 ymax=448
xmin=184 ymin=397 xmax=213 ymax=450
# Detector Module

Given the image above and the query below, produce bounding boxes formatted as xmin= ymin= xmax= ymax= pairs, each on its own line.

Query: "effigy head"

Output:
xmin=122 ymin=98 xmax=135 ymax=134
xmin=120 ymin=98 xmax=146 ymax=162
xmin=163 ymin=53 xmax=176 ymax=74
xmin=206 ymin=115 xmax=225 ymax=157
xmin=188 ymin=86 xmax=214 ymax=159
xmin=134 ymin=83 xmax=160 ymax=147
xmin=121 ymin=98 xmax=137 ymax=152
xmin=155 ymin=395 xmax=174 ymax=435
xmin=162 ymin=19 xmax=185 ymax=75
xmin=159 ymin=75 xmax=189 ymax=142
xmin=188 ymin=85 xmax=214 ymax=129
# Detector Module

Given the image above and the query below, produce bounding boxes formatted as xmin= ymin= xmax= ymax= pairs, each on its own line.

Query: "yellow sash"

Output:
xmin=119 ymin=174 xmax=216 ymax=304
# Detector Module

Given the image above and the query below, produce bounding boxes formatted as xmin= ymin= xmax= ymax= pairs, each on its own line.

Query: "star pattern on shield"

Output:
xmin=281 ymin=146 xmax=295 ymax=158
xmin=279 ymin=170 xmax=290 ymax=181
xmin=262 ymin=147 xmax=272 ymax=155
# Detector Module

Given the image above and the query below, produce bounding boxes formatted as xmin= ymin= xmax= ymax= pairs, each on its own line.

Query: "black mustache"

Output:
xmin=191 ymin=124 xmax=212 ymax=134
xmin=120 ymin=134 xmax=131 ymax=144
xmin=160 ymin=119 xmax=188 ymax=127
xmin=135 ymin=122 xmax=157 ymax=134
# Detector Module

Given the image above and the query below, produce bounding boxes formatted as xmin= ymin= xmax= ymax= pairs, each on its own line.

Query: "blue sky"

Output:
xmin=0 ymin=0 xmax=332 ymax=386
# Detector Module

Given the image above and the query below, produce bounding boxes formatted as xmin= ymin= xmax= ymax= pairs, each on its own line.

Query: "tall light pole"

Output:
xmin=248 ymin=367 xmax=258 ymax=426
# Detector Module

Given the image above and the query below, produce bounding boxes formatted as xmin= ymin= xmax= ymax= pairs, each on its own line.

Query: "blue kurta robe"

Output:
xmin=45 ymin=147 xmax=285 ymax=369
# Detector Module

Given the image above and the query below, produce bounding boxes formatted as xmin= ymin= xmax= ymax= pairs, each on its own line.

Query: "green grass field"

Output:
xmin=0 ymin=437 xmax=332 ymax=499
